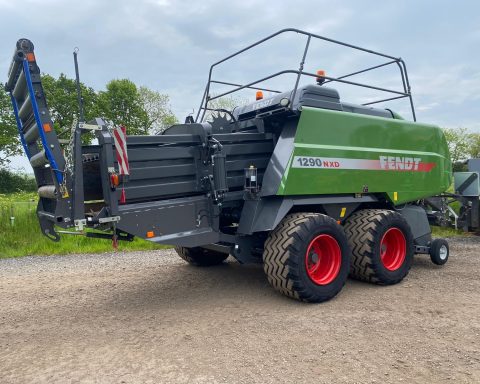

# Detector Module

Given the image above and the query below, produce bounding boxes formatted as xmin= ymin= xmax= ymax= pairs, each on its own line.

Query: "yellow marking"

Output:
xmin=394 ymin=192 xmax=398 ymax=201
xmin=340 ymin=207 xmax=347 ymax=218
xmin=60 ymin=185 xmax=69 ymax=198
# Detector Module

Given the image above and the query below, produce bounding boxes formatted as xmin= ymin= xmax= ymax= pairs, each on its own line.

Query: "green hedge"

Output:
xmin=0 ymin=169 xmax=37 ymax=193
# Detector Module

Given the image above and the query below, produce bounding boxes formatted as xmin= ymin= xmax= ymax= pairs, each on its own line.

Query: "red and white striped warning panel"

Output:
xmin=113 ymin=125 xmax=130 ymax=175
xmin=292 ymin=155 xmax=436 ymax=172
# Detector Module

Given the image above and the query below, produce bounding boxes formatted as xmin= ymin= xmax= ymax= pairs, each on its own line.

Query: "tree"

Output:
xmin=98 ymin=80 xmax=178 ymax=135
xmin=42 ymin=73 xmax=98 ymax=136
xmin=0 ymin=90 xmax=21 ymax=166
xmin=138 ymin=87 xmax=177 ymax=134
xmin=97 ymin=79 xmax=146 ymax=135
xmin=442 ymin=127 xmax=471 ymax=171
xmin=204 ymin=94 xmax=246 ymax=121
xmin=468 ymin=133 xmax=480 ymax=159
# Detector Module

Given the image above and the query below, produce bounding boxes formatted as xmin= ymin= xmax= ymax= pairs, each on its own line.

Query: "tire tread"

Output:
xmin=263 ymin=213 xmax=348 ymax=302
xmin=343 ymin=209 xmax=412 ymax=285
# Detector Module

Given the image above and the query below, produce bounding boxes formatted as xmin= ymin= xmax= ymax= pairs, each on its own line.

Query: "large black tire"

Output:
xmin=263 ymin=213 xmax=350 ymax=303
xmin=175 ymin=246 xmax=229 ymax=267
xmin=343 ymin=209 xmax=414 ymax=285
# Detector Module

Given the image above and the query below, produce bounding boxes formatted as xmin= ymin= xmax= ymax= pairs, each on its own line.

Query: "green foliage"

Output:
xmin=0 ymin=193 xmax=165 ymax=258
xmin=0 ymin=89 xmax=21 ymax=166
xmin=468 ymin=133 xmax=480 ymax=159
xmin=0 ymin=169 xmax=36 ymax=193
xmin=443 ymin=127 xmax=470 ymax=163
xmin=442 ymin=127 xmax=480 ymax=169
xmin=138 ymin=86 xmax=177 ymax=134
xmin=98 ymin=79 xmax=146 ymax=134
xmin=98 ymin=80 xmax=177 ymax=135
xmin=42 ymin=73 xmax=98 ymax=136
xmin=204 ymin=94 xmax=247 ymax=121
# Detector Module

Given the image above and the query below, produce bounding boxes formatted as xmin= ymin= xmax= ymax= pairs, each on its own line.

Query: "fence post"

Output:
xmin=10 ymin=205 xmax=15 ymax=227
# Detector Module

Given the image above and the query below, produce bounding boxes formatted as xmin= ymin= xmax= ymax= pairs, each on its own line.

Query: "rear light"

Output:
xmin=110 ymin=173 xmax=120 ymax=188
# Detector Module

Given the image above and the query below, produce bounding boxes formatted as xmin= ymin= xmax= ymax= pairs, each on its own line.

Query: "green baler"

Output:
xmin=282 ymin=106 xmax=451 ymax=203
xmin=6 ymin=29 xmax=452 ymax=303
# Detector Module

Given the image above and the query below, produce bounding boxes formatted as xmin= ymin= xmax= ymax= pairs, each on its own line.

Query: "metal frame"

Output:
xmin=7 ymin=54 xmax=65 ymax=185
xmin=9 ymin=92 xmax=29 ymax=157
xmin=195 ymin=28 xmax=416 ymax=122
xmin=22 ymin=60 xmax=64 ymax=184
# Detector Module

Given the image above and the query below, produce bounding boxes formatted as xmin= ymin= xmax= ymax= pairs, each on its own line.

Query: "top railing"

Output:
xmin=195 ymin=28 xmax=416 ymax=122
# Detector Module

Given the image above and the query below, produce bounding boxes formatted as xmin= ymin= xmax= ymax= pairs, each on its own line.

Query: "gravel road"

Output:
xmin=1 ymin=237 xmax=479 ymax=383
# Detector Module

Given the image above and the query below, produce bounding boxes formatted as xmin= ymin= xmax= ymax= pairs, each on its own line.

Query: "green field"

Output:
xmin=0 ymin=193 xmax=164 ymax=258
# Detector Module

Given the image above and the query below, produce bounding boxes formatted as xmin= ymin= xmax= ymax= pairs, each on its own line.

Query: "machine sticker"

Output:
xmin=292 ymin=156 xmax=436 ymax=172
xmin=252 ymin=98 xmax=274 ymax=110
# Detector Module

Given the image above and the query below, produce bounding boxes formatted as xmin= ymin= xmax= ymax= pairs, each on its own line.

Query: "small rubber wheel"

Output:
xmin=429 ymin=238 xmax=449 ymax=265
xmin=263 ymin=213 xmax=350 ymax=303
xmin=175 ymin=246 xmax=229 ymax=266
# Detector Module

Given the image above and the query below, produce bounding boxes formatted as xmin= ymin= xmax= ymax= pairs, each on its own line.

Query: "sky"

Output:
xmin=1 ymin=0 xmax=479 ymax=171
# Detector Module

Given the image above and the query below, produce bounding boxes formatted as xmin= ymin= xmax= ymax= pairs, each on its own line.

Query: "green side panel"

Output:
xmin=278 ymin=107 xmax=452 ymax=205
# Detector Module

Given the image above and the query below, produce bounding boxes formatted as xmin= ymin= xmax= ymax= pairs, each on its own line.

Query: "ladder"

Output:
xmin=5 ymin=39 xmax=71 ymax=239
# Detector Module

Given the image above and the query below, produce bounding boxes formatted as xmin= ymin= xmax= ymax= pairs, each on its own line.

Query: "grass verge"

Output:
xmin=431 ymin=225 xmax=470 ymax=238
xmin=0 ymin=193 xmax=165 ymax=259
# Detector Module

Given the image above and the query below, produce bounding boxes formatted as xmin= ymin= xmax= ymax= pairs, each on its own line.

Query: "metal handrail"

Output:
xmin=209 ymin=70 xmax=410 ymax=101
xmin=195 ymin=28 xmax=416 ymax=122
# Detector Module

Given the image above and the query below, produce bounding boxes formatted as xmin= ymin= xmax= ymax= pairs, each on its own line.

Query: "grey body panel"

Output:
xmin=107 ymin=127 xmax=274 ymax=246
xmin=454 ymin=172 xmax=479 ymax=197
xmin=238 ymin=194 xmax=378 ymax=235
xmin=162 ymin=122 xmax=212 ymax=138
xmin=238 ymin=198 xmax=291 ymax=235
xmin=82 ymin=129 xmax=275 ymax=203
xmin=259 ymin=121 xmax=296 ymax=196
xmin=233 ymin=84 xmax=395 ymax=121
xmin=468 ymin=159 xmax=480 ymax=173
xmin=398 ymin=205 xmax=432 ymax=246
xmin=149 ymin=228 xmax=219 ymax=247
xmin=117 ymin=195 xmax=219 ymax=246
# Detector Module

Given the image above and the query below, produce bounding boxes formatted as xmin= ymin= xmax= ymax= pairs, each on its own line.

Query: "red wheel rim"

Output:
xmin=305 ymin=234 xmax=342 ymax=285
xmin=380 ymin=227 xmax=406 ymax=271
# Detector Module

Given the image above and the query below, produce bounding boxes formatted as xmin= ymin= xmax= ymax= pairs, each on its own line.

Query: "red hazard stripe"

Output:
xmin=114 ymin=137 xmax=128 ymax=174
xmin=113 ymin=126 xmax=129 ymax=175
xmin=113 ymin=130 xmax=128 ymax=173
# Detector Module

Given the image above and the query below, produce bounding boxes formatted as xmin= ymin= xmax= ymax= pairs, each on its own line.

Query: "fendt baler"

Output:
xmin=5 ymin=29 xmax=452 ymax=302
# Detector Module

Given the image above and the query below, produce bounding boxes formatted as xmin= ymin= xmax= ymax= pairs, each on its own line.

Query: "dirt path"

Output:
xmin=0 ymin=237 xmax=479 ymax=383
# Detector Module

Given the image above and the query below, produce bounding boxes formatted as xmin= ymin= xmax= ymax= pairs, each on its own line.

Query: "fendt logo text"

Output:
xmin=379 ymin=156 xmax=421 ymax=171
